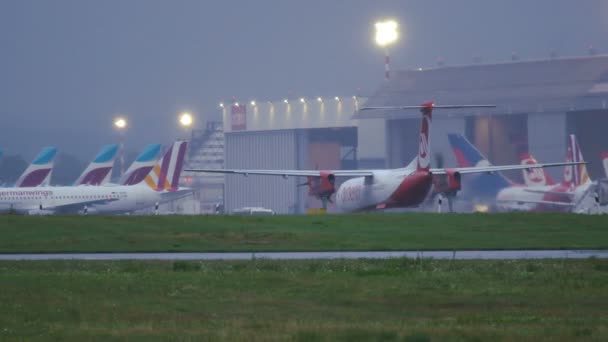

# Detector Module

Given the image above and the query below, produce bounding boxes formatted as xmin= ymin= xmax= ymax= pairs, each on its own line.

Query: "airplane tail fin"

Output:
xmin=519 ymin=153 xmax=555 ymax=186
xmin=601 ymin=151 xmax=608 ymax=179
xmin=416 ymin=102 xmax=433 ymax=171
xmin=360 ymin=102 xmax=495 ymax=172
xmin=120 ymin=144 xmax=162 ymax=185
xmin=143 ymin=141 xmax=188 ymax=192
xmin=15 ymin=146 xmax=57 ymax=187
xmin=74 ymin=144 xmax=119 ymax=186
xmin=447 ymin=133 xmax=512 ymax=190
xmin=566 ymin=134 xmax=590 ymax=187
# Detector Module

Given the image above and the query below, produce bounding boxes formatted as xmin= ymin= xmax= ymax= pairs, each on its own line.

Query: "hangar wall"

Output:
xmin=224 ymin=130 xmax=305 ymax=214
xmin=528 ymin=112 xmax=566 ymax=181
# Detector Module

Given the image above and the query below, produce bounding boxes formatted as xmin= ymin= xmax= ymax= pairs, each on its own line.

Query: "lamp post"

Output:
xmin=374 ymin=19 xmax=399 ymax=81
xmin=113 ymin=117 xmax=127 ymax=176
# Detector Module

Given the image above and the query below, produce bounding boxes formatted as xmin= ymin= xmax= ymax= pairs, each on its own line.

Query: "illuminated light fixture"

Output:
xmin=114 ymin=117 xmax=127 ymax=129
xmin=317 ymin=97 xmax=323 ymax=102
xmin=283 ymin=99 xmax=289 ymax=104
xmin=219 ymin=102 xmax=224 ymax=108
xmin=250 ymin=100 xmax=256 ymax=106
xmin=352 ymin=96 xmax=357 ymax=100
xmin=300 ymin=98 xmax=305 ymax=103
xmin=374 ymin=19 xmax=399 ymax=47
xmin=334 ymin=96 xmax=340 ymax=101
xmin=179 ymin=112 xmax=193 ymax=127
xmin=234 ymin=102 xmax=239 ymax=107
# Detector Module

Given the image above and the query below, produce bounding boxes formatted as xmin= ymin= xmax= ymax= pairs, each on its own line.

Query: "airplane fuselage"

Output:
xmin=0 ymin=185 xmax=162 ymax=214
xmin=495 ymin=183 xmax=579 ymax=212
xmin=335 ymin=168 xmax=433 ymax=212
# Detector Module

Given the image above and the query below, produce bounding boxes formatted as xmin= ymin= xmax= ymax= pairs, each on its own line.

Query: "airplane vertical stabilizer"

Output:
xmin=601 ymin=152 xmax=608 ymax=179
xmin=15 ymin=146 xmax=58 ymax=187
xmin=74 ymin=144 xmax=119 ymax=186
xmin=143 ymin=141 xmax=188 ymax=192
xmin=519 ymin=153 xmax=555 ymax=187
xmin=120 ymin=144 xmax=162 ymax=185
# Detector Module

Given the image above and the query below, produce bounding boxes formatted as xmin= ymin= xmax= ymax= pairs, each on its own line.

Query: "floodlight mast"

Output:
xmin=374 ymin=20 xmax=399 ymax=81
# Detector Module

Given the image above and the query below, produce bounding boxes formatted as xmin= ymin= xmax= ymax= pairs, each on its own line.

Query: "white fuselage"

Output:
xmin=335 ymin=168 xmax=421 ymax=212
xmin=495 ymin=182 xmax=592 ymax=212
xmin=0 ymin=184 xmax=165 ymax=214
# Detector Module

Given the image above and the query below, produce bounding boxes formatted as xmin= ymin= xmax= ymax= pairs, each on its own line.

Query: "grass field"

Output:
xmin=0 ymin=213 xmax=607 ymax=253
xmin=0 ymin=258 xmax=607 ymax=341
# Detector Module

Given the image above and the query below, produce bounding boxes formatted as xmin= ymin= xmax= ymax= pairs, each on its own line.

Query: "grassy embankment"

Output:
xmin=0 ymin=258 xmax=607 ymax=341
xmin=1 ymin=213 xmax=607 ymax=253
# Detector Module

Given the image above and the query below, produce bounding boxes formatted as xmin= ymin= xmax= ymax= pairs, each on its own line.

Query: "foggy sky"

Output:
xmin=1 ymin=0 xmax=607 ymax=160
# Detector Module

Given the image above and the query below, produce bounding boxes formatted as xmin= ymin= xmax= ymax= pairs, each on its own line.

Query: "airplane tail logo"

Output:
xmin=143 ymin=141 xmax=188 ymax=192
xmin=417 ymin=102 xmax=433 ymax=171
xmin=120 ymin=144 xmax=162 ymax=185
xmin=74 ymin=144 xmax=119 ymax=186
xmin=567 ymin=134 xmax=589 ymax=187
xmin=562 ymin=146 xmax=574 ymax=187
xmin=15 ymin=146 xmax=57 ymax=187
xmin=520 ymin=153 xmax=555 ymax=186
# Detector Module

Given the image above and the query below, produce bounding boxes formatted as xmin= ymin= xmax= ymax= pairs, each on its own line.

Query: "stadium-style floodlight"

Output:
xmin=374 ymin=19 xmax=399 ymax=80
xmin=334 ymin=96 xmax=340 ymax=102
xmin=317 ymin=97 xmax=323 ymax=102
xmin=179 ymin=112 xmax=193 ymax=127
xmin=114 ymin=117 xmax=127 ymax=130
xmin=300 ymin=98 xmax=305 ymax=103
xmin=113 ymin=116 xmax=127 ymax=175
xmin=250 ymin=100 xmax=256 ymax=106
xmin=283 ymin=99 xmax=289 ymax=104
xmin=219 ymin=102 xmax=224 ymax=108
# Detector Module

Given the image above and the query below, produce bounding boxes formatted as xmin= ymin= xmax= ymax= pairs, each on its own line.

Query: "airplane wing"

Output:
xmin=430 ymin=161 xmax=585 ymax=175
xmin=184 ymin=169 xmax=374 ymax=178
xmin=497 ymin=199 xmax=574 ymax=207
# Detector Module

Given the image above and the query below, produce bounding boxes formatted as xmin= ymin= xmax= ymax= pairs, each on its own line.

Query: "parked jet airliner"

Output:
xmin=186 ymin=102 xmax=581 ymax=212
xmin=0 ymin=141 xmax=189 ymax=215
xmin=496 ymin=135 xmax=593 ymax=212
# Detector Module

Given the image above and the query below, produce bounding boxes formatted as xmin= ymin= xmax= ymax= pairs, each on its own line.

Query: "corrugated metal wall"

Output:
xmin=225 ymin=130 xmax=303 ymax=214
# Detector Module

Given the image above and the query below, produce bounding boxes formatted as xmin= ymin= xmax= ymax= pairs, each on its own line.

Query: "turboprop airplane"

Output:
xmin=14 ymin=146 xmax=58 ymax=187
xmin=74 ymin=144 xmax=120 ymax=186
xmin=0 ymin=141 xmax=189 ymax=215
xmin=186 ymin=102 xmax=582 ymax=213
xmin=496 ymin=134 xmax=592 ymax=212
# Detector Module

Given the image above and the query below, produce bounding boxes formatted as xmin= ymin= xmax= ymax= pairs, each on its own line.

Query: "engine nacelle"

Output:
xmin=306 ymin=172 xmax=336 ymax=200
xmin=432 ymin=170 xmax=461 ymax=195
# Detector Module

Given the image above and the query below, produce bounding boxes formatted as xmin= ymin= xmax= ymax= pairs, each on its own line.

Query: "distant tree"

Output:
xmin=0 ymin=155 xmax=28 ymax=186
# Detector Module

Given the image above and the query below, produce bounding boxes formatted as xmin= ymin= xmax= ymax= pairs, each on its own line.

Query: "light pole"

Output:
xmin=374 ymin=19 xmax=399 ymax=81
xmin=178 ymin=112 xmax=193 ymax=140
xmin=113 ymin=117 xmax=127 ymax=176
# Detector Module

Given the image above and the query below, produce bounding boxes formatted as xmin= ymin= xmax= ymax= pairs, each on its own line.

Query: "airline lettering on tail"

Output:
xmin=521 ymin=158 xmax=546 ymax=185
xmin=417 ymin=116 xmax=430 ymax=169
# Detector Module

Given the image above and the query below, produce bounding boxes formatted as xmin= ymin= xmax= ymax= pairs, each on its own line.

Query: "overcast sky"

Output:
xmin=1 ymin=0 xmax=607 ymax=160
